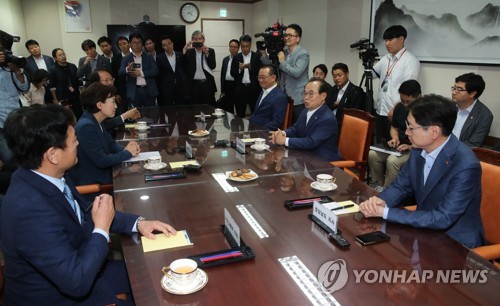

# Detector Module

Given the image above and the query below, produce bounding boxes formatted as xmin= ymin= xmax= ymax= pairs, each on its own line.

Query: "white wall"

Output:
xmin=0 ymin=0 xmax=28 ymax=55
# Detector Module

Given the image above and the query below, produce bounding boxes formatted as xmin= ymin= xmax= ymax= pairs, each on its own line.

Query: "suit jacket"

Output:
xmin=326 ymin=82 xmax=366 ymax=124
xmin=220 ymin=55 xmax=233 ymax=93
xmin=285 ymin=103 xmax=341 ymax=161
xmin=76 ymin=54 xmax=112 ymax=81
xmin=278 ymin=45 xmax=309 ymax=105
xmin=459 ymin=100 xmax=493 ymax=147
xmin=230 ymin=51 xmax=262 ymax=91
xmin=183 ymin=48 xmax=217 ymax=94
xmin=380 ymin=135 xmax=484 ymax=248
xmin=1 ymin=167 xmax=138 ymax=305
xmin=118 ymin=52 xmax=159 ymax=101
xmin=24 ymin=54 xmax=54 ymax=77
xmin=250 ymin=86 xmax=288 ymax=130
xmin=70 ymin=111 xmax=132 ymax=185
xmin=156 ymin=51 xmax=184 ymax=105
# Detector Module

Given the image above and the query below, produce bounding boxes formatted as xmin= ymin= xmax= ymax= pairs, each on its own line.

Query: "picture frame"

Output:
xmin=63 ymin=0 xmax=92 ymax=33
xmin=370 ymin=0 xmax=500 ymax=65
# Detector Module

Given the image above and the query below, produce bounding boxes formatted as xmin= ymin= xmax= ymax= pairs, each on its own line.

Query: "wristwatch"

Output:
xmin=135 ymin=216 xmax=145 ymax=231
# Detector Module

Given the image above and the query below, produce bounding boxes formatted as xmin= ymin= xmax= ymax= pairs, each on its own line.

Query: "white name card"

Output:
xmin=200 ymin=112 xmax=206 ymax=122
xmin=224 ymin=208 xmax=240 ymax=246
xmin=185 ymin=141 xmax=193 ymax=159
xmin=236 ymin=137 xmax=246 ymax=154
xmin=312 ymin=201 xmax=338 ymax=234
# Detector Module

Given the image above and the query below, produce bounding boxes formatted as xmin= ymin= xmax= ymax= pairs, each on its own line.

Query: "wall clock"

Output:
xmin=180 ymin=2 xmax=200 ymax=24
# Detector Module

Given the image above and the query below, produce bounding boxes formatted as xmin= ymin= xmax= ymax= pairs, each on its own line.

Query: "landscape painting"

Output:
xmin=371 ymin=0 xmax=500 ymax=65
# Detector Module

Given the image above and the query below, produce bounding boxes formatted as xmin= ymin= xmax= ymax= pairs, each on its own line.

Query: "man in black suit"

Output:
xmin=157 ymin=35 xmax=184 ymax=105
xmin=97 ymin=36 xmax=120 ymax=78
xmin=220 ymin=39 xmax=240 ymax=113
xmin=231 ymin=35 xmax=263 ymax=117
xmin=23 ymin=39 xmax=54 ymax=78
xmin=326 ymin=63 xmax=366 ymax=126
xmin=76 ymin=39 xmax=111 ymax=82
xmin=114 ymin=36 xmax=130 ymax=113
xmin=182 ymin=30 xmax=217 ymax=105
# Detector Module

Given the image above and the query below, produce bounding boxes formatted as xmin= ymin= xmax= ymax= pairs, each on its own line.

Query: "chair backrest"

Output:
xmin=338 ymin=109 xmax=374 ymax=162
xmin=472 ymin=147 xmax=500 ymax=245
xmin=76 ymin=184 xmax=114 ymax=195
xmin=281 ymin=96 xmax=294 ymax=130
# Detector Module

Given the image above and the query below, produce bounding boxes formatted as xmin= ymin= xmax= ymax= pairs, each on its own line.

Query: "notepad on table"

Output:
xmin=169 ymin=160 xmax=200 ymax=169
xmin=123 ymin=151 xmax=161 ymax=163
xmin=141 ymin=230 xmax=193 ymax=253
xmin=324 ymin=200 xmax=359 ymax=215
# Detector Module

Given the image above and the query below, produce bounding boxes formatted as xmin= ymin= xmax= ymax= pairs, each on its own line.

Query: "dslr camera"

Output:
xmin=0 ymin=30 xmax=27 ymax=68
xmin=254 ymin=20 xmax=287 ymax=64
xmin=350 ymin=38 xmax=378 ymax=69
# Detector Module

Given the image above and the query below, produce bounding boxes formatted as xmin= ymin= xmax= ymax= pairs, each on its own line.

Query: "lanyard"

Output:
xmin=385 ymin=49 xmax=406 ymax=78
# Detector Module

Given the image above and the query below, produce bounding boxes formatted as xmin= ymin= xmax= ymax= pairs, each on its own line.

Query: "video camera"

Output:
xmin=0 ymin=30 xmax=26 ymax=68
xmin=254 ymin=20 xmax=287 ymax=64
xmin=350 ymin=38 xmax=378 ymax=69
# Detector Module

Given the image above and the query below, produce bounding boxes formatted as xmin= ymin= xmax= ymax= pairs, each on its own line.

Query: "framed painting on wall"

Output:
xmin=370 ymin=0 xmax=500 ymax=65
xmin=63 ymin=0 xmax=92 ymax=32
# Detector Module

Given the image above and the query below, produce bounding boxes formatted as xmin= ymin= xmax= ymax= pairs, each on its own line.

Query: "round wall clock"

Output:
xmin=180 ymin=2 xmax=200 ymax=24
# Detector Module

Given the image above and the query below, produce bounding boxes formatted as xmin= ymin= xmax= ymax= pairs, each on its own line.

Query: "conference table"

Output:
xmin=113 ymin=106 xmax=500 ymax=306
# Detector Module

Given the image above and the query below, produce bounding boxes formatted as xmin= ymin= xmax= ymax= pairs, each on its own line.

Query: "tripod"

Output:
xmin=359 ymin=66 xmax=374 ymax=115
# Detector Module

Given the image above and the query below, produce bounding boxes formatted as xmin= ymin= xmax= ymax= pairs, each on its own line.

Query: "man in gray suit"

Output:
xmin=451 ymin=72 xmax=493 ymax=147
xmin=277 ymin=23 xmax=310 ymax=121
xmin=76 ymin=39 xmax=111 ymax=82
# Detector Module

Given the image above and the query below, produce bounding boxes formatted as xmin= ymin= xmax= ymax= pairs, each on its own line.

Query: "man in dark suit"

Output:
xmin=230 ymin=35 xmax=263 ymax=117
xmin=220 ymin=39 xmax=240 ymax=113
xmin=76 ymin=39 xmax=112 ymax=82
xmin=157 ymin=35 xmax=184 ymax=105
xmin=182 ymin=30 xmax=217 ymax=105
xmin=97 ymin=36 xmax=120 ymax=78
xmin=118 ymin=32 xmax=159 ymax=107
xmin=360 ymin=94 xmax=484 ymax=248
xmin=250 ymin=65 xmax=287 ymax=130
xmin=23 ymin=39 xmax=54 ymax=78
xmin=326 ymin=63 xmax=366 ymax=126
xmin=0 ymin=105 xmax=176 ymax=305
xmin=270 ymin=78 xmax=341 ymax=161
xmin=451 ymin=72 xmax=493 ymax=147
xmin=114 ymin=36 xmax=130 ymax=113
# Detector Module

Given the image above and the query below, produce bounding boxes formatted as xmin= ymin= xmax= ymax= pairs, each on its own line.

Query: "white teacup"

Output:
xmin=136 ymin=121 xmax=147 ymax=130
xmin=316 ymin=174 xmax=336 ymax=189
xmin=254 ymin=138 xmax=266 ymax=150
xmin=147 ymin=155 xmax=162 ymax=166
xmin=162 ymin=258 xmax=198 ymax=286
xmin=214 ymin=108 xmax=224 ymax=116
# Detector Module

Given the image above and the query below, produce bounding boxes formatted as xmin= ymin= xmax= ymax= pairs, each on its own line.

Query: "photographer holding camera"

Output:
xmin=0 ymin=31 xmax=29 ymax=167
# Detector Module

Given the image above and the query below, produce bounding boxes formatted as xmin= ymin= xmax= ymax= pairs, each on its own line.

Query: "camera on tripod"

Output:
xmin=350 ymin=38 xmax=378 ymax=69
xmin=254 ymin=20 xmax=287 ymax=64
xmin=0 ymin=30 xmax=27 ymax=68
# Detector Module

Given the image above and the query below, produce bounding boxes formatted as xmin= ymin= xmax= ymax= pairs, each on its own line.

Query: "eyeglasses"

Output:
xmin=405 ymin=120 xmax=427 ymax=132
xmin=451 ymin=86 xmax=467 ymax=92
xmin=257 ymin=75 xmax=272 ymax=80
xmin=284 ymin=34 xmax=298 ymax=38
xmin=303 ymin=91 xmax=319 ymax=98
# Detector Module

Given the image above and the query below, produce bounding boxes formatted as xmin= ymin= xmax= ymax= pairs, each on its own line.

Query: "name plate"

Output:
xmin=185 ymin=141 xmax=193 ymax=159
xmin=312 ymin=201 xmax=338 ymax=234
xmin=236 ymin=137 xmax=246 ymax=154
xmin=224 ymin=208 xmax=240 ymax=247
xmin=200 ymin=112 xmax=206 ymax=122
xmin=164 ymin=114 xmax=169 ymax=124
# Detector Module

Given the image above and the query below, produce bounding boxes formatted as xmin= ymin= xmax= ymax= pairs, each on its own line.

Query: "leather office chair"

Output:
xmin=330 ymin=108 xmax=374 ymax=180
xmin=75 ymin=184 xmax=113 ymax=195
xmin=281 ymin=97 xmax=294 ymax=130
xmin=471 ymin=147 xmax=500 ymax=267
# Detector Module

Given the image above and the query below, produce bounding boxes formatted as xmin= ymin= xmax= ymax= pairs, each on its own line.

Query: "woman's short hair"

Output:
xmin=80 ymin=82 xmax=117 ymax=113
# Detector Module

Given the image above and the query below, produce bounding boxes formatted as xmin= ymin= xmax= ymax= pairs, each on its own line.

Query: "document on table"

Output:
xmin=123 ymin=151 xmax=160 ymax=163
xmin=169 ymin=160 xmax=200 ymax=169
xmin=324 ymin=200 xmax=359 ymax=215
xmin=141 ymin=230 xmax=193 ymax=253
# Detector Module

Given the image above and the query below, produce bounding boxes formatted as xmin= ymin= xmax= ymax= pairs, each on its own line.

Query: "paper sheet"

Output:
xmin=141 ymin=230 xmax=193 ymax=253
xmin=169 ymin=160 xmax=200 ymax=169
xmin=324 ymin=200 xmax=359 ymax=215
xmin=241 ymin=138 xmax=258 ymax=143
xmin=123 ymin=151 xmax=160 ymax=163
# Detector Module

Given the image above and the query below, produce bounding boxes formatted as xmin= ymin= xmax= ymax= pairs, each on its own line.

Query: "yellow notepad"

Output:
xmin=169 ymin=160 xmax=200 ymax=169
xmin=325 ymin=200 xmax=360 ymax=215
xmin=141 ymin=230 xmax=193 ymax=253
xmin=124 ymin=123 xmax=136 ymax=129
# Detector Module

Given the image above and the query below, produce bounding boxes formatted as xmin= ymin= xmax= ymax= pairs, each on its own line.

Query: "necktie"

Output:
xmin=62 ymin=178 xmax=81 ymax=223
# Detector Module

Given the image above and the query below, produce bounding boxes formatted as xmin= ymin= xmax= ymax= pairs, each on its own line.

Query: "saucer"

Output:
xmin=213 ymin=112 xmax=225 ymax=117
xmin=310 ymin=181 xmax=338 ymax=192
xmin=250 ymin=144 xmax=270 ymax=151
xmin=144 ymin=162 xmax=167 ymax=170
xmin=161 ymin=269 xmax=208 ymax=295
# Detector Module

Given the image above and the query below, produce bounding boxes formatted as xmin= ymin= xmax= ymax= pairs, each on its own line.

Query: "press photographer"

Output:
xmin=254 ymin=20 xmax=287 ymax=65
xmin=0 ymin=30 xmax=28 ymax=166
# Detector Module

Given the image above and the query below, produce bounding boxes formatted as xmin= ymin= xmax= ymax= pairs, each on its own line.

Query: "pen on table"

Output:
xmin=330 ymin=204 xmax=354 ymax=211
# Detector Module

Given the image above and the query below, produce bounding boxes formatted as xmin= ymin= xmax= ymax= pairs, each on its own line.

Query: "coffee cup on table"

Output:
xmin=214 ymin=108 xmax=224 ymax=116
xmin=136 ymin=120 xmax=147 ymax=129
xmin=162 ymin=258 xmax=198 ymax=286
xmin=147 ymin=155 xmax=162 ymax=166
xmin=316 ymin=174 xmax=335 ymax=189
xmin=254 ymin=138 xmax=266 ymax=150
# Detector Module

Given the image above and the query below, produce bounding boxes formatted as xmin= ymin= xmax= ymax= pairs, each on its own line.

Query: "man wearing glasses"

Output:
xmin=451 ymin=72 xmax=493 ymax=147
xmin=270 ymin=78 xmax=340 ymax=161
xmin=360 ymin=95 xmax=484 ymax=249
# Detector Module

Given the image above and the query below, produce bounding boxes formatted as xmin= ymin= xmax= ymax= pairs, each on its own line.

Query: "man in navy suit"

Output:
xmin=118 ymin=32 xmax=159 ymax=107
xmin=250 ymin=65 xmax=287 ymax=130
xmin=23 ymin=39 xmax=54 ymax=78
xmin=77 ymin=39 xmax=112 ymax=82
xmin=230 ymin=35 xmax=263 ymax=117
xmin=220 ymin=39 xmax=239 ymax=112
xmin=270 ymin=78 xmax=341 ymax=161
xmin=0 ymin=105 xmax=176 ymax=305
xmin=360 ymin=94 xmax=484 ymax=248
xmin=157 ymin=35 xmax=184 ymax=105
